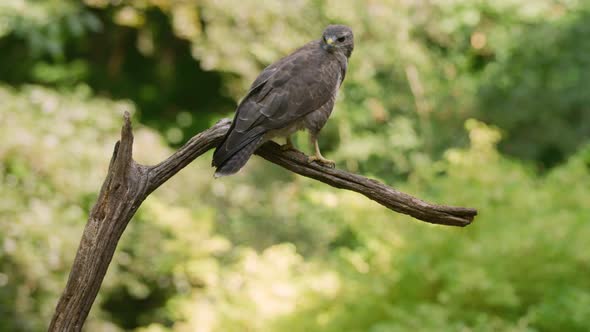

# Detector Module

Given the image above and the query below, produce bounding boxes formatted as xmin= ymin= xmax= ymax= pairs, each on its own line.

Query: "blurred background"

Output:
xmin=1 ymin=0 xmax=589 ymax=331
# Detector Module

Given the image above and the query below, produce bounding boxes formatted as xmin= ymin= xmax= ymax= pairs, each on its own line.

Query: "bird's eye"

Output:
xmin=337 ymin=36 xmax=346 ymax=42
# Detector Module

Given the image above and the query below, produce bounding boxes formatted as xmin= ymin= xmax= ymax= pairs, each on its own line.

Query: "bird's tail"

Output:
xmin=214 ymin=136 xmax=263 ymax=178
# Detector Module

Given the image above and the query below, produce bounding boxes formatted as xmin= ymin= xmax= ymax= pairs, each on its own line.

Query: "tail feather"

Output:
xmin=214 ymin=136 xmax=263 ymax=178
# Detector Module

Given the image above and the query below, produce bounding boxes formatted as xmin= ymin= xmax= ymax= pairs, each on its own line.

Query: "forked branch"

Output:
xmin=48 ymin=112 xmax=477 ymax=331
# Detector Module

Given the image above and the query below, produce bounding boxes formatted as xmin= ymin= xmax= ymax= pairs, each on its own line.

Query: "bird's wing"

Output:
xmin=247 ymin=41 xmax=318 ymax=92
xmin=213 ymin=41 xmax=342 ymax=167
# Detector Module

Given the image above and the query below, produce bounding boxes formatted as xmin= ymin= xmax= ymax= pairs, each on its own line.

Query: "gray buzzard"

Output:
xmin=212 ymin=24 xmax=354 ymax=177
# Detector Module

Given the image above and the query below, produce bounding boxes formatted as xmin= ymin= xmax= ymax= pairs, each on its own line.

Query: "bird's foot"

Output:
xmin=308 ymin=155 xmax=336 ymax=168
xmin=280 ymin=143 xmax=296 ymax=152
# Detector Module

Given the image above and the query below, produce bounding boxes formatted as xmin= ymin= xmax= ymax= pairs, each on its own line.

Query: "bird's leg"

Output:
xmin=307 ymin=134 xmax=335 ymax=168
xmin=280 ymin=136 xmax=296 ymax=151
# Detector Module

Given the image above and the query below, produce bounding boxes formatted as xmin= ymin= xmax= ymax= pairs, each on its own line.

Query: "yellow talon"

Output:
xmin=308 ymin=155 xmax=335 ymax=168
xmin=308 ymin=135 xmax=335 ymax=167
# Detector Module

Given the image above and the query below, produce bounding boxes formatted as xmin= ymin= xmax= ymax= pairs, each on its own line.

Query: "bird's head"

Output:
xmin=321 ymin=24 xmax=354 ymax=58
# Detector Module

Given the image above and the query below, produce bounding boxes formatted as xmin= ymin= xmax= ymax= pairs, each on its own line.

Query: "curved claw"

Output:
xmin=308 ymin=155 xmax=335 ymax=168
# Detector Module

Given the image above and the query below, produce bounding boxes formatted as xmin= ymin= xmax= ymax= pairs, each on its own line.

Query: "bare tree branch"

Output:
xmin=255 ymin=144 xmax=476 ymax=226
xmin=48 ymin=112 xmax=477 ymax=331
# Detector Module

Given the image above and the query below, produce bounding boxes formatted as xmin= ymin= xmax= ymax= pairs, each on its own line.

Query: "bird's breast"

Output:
xmin=264 ymin=118 xmax=307 ymax=140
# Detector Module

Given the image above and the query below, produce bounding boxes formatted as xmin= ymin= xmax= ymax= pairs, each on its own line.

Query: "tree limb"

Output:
xmin=48 ymin=112 xmax=477 ymax=331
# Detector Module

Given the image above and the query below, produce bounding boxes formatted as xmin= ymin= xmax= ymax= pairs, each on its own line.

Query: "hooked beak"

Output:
xmin=326 ymin=37 xmax=334 ymax=45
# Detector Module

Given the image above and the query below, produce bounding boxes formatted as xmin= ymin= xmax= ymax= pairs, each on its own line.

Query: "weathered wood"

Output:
xmin=255 ymin=143 xmax=476 ymax=226
xmin=48 ymin=112 xmax=477 ymax=331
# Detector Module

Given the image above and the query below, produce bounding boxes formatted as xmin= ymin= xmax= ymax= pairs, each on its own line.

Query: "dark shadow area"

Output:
xmin=477 ymin=10 xmax=590 ymax=169
xmin=0 ymin=7 xmax=234 ymax=146
xmin=100 ymin=280 xmax=176 ymax=330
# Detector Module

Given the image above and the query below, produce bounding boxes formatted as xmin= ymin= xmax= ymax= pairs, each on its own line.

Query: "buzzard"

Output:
xmin=212 ymin=24 xmax=354 ymax=177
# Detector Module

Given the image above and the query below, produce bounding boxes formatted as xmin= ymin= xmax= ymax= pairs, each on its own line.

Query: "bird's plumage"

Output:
xmin=213 ymin=25 xmax=354 ymax=177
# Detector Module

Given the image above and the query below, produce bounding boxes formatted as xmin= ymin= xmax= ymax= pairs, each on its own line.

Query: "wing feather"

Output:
xmin=213 ymin=40 xmax=344 ymax=167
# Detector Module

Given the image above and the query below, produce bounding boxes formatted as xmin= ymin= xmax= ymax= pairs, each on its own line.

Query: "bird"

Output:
xmin=212 ymin=24 xmax=354 ymax=178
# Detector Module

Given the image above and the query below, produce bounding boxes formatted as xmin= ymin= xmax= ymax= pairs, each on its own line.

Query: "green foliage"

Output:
xmin=0 ymin=84 xmax=126 ymax=330
xmin=478 ymin=9 xmax=590 ymax=167
xmin=0 ymin=85 xmax=226 ymax=330
xmin=0 ymin=1 xmax=100 ymax=58
xmin=0 ymin=1 xmax=589 ymax=332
